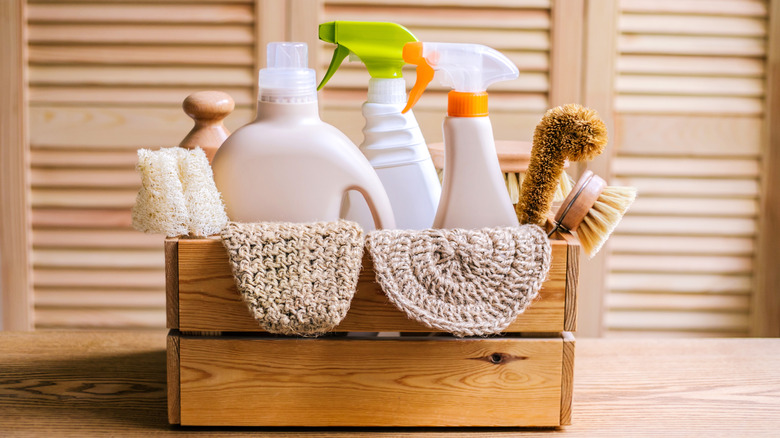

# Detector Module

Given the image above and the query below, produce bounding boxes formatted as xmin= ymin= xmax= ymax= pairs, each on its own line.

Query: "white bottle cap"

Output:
xmin=367 ymin=78 xmax=407 ymax=104
xmin=258 ymin=42 xmax=318 ymax=103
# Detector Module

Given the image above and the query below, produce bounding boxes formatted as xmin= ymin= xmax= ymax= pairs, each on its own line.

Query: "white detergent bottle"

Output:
xmin=211 ymin=42 xmax=395 ymax=228
xmin=402 ymin=42 xmax=520 ymax=229
xmin=317 ymin=21 xmax=440 ymax=230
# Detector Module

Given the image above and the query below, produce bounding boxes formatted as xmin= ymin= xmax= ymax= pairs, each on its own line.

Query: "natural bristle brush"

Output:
xmin=517 ymin=104 xmax=608 ymax=227
xmin=549 ymin=170 xmax=636 ymax=258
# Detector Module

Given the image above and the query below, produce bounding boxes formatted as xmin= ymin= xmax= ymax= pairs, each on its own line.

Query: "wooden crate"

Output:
xmin=166 ymin=231 xmax=579 ymax=427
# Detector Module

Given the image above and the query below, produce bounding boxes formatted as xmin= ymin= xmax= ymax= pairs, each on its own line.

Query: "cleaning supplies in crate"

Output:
xmin=318 ymin=21 xmax=441 ymax=230
xmin=221 ymin=220 xmax=364 ymax=336
xmin=211 ymin=42 xmax=395 ymax=228
xmin=550 ymin=170 xmax=636 ymax=257
xmin=402 ymin=42 xmax=520 ymax=229
xmin=366 ymin=224 xmax=551 ymax=337
xmin=132 ymin=147 xmax=227 ymax=237
xmin=516 ymin=104 xmax=607 ymax=227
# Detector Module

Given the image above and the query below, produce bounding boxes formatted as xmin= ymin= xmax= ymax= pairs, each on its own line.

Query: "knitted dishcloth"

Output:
xmin=367 ymin=225 xmax=551 ymax=337
xmin=221 ymin=220 xmax=364 ymax=336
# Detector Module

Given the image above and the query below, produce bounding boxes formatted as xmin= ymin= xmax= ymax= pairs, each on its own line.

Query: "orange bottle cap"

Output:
xmin=448 ymin=91 xmax=488 ymax=117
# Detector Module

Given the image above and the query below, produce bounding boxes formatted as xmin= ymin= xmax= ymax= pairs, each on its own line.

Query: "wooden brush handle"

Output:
xmin=179 ymin=91 xmax=234 ymax=163
xmin=553 ymin=170 xmax=606 ymax=232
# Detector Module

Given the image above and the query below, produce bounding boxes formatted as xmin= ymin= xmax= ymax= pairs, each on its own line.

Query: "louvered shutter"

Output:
xmin=605 ymin=0 xmax=766 ymax=336
xmin=27 ymin=0 xmax=257 ymax=328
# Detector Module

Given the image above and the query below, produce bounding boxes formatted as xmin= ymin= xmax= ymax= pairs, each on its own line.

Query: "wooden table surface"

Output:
xmin=2 ymin=331 xmax=779 ymax=437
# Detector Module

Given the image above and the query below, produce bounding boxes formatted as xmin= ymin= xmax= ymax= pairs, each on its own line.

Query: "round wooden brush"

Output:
xmin=516 ymin=104 xmax=608 ymax=227
xmin=550 ymin=170 xmax=637 ymax=258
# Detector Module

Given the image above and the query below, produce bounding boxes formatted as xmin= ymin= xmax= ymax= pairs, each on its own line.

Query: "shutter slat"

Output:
xmin=29 ymin=45 xmax=255 ymax=66
xmin=30 ymin=86 xmax=255 ymax=106
xmin=616 ymin=75 xmax=764 ymax=97
xmin=609 ymin=273 xmax=752 ymax=294
xmin=34 ymin=268 xmax=164 ymax=289
xmin=627 ymin=197 xmax=758 ymax=217
xmin=616 ymin=216 xmax=756 ymax=236
xmin=29 ymin=24 xmax=254 ymax=45
xmin=33 ymin=249 xmax=163 ymax=269
xmin=35 ymin=288 xmax=165 ymax=308
xmin=34 ymin=308 xmax=165 ymax=329
xmin=620 ymin=13 xmax=766 ymax=37
xmin=30 ymin=66 xmax=254 ymax=87
xmin=617 ymin=55 xmax=764 ymax=77
xmin=619 ymin=34 xmax=765 ymax=57
xmin=33 ymin=229 xmax=160 ymax=249
xmin=607 ymin=292 xmax=750 ymax=312
xmin=620 ymin=0 xmax=766 ymax=17
xmin=28 ymin=3 xmax=253 ymax=24
xmin=614 ymin=157 xmax=759 ymax=177
xmin=610 ymin=235 xmax=755 ymax=256
xmin=610 ymin=254 xmax=753 ymax=274
xmin=606 ymin=310 xmax=749 ymax=332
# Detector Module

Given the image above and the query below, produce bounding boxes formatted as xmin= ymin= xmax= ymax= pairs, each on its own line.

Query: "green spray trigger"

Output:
xmin=317 ymin=21 xmax=418 ymax=91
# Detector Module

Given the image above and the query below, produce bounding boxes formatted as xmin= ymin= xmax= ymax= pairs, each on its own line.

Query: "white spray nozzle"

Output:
xmin=403 ymin=42 xmax=518 ymax=114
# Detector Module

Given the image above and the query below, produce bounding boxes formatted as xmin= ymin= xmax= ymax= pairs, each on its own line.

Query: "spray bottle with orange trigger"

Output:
xmin=402 ymin=42 xmax=519 ymax=228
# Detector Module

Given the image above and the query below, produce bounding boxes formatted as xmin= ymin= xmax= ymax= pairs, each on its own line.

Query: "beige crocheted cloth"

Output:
xmin=367 ymin=225 xmax=551 ymax=337
xmin=221 ymin=220 xmax=364 ymax=336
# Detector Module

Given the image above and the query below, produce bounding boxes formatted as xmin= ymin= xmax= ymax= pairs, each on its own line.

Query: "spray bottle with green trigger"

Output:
xmin=402 ymin=42 xmax=520 ymax=229
xmin=318 ymin=21 xmax=441 ymax=230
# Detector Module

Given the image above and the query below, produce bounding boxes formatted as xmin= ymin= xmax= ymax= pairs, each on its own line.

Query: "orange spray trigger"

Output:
xmin=402 ymin=42 xmax=434 ymax=114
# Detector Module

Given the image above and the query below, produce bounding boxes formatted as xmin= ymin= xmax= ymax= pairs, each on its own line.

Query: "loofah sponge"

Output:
xmin=132 ymin=147 xmax=228 ymax=237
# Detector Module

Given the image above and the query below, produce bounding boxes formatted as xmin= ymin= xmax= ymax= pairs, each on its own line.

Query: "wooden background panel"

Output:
xmin=25 ymin=0 xmax=259 ymax=330
xmin=605 ymin=0 xmax=767 ymax=337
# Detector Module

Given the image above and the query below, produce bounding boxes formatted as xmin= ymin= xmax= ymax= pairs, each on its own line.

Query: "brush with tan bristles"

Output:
xmin=549 ymin=170 xmax=636 ymax=257
xmin=516 ymin=104 xmax=608 ymax=226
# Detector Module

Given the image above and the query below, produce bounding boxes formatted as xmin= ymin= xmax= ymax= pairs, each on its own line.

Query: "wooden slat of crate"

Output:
xmin=170 ymin=234 xmax=577 ymax=333
xmin=174 ymin=332 xmax=572 ymax=427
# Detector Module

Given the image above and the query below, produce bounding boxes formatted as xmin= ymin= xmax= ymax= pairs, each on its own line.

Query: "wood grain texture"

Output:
xmin=165 ymin=239 xmax=178 ymax=329
xmin=0 ymin=0 xmax=32 ymax=330
xmin=3 ymin=332 xmax=780 ymax=436
xmin=579 ymin=0 xmax=619 ymax=337
xmin=166 ymin=332 xmax=180 ymax=425
xmin=178 ymin=334 xmax=565 ymax=427
xmin=174 ymin=236 xmax=576 ymax=333
xmin=753 ymin=0 xmax=780 ymax=336
xmin=549 ymin=0 xmax=584 ymax=106
xmin=563 ymin=232 xmax=580 ymax=332
xmin=560 ymin=331 xmax=575 ymax=425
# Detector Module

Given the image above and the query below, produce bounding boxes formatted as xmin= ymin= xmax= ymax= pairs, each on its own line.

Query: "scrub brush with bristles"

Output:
xmin=550 ymin=170 xmax=636 ymax=257
xmin=516 ymin=104 xmax=608 ymax=227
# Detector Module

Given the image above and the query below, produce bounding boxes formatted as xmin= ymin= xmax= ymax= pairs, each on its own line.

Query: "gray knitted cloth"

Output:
xmin=367 ymin=225 xmax=551 ymax=337
xmin=221 ymin=220 xmax=364 ymax=336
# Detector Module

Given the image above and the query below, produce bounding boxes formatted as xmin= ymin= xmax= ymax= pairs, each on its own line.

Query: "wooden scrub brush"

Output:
xmin=428 ymin=140 xmax=575 ymax=205
xmin=516 ymin=104 xmax=608 ymax=227
xmin=549 ymin=170 xmax=636 ymax=257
